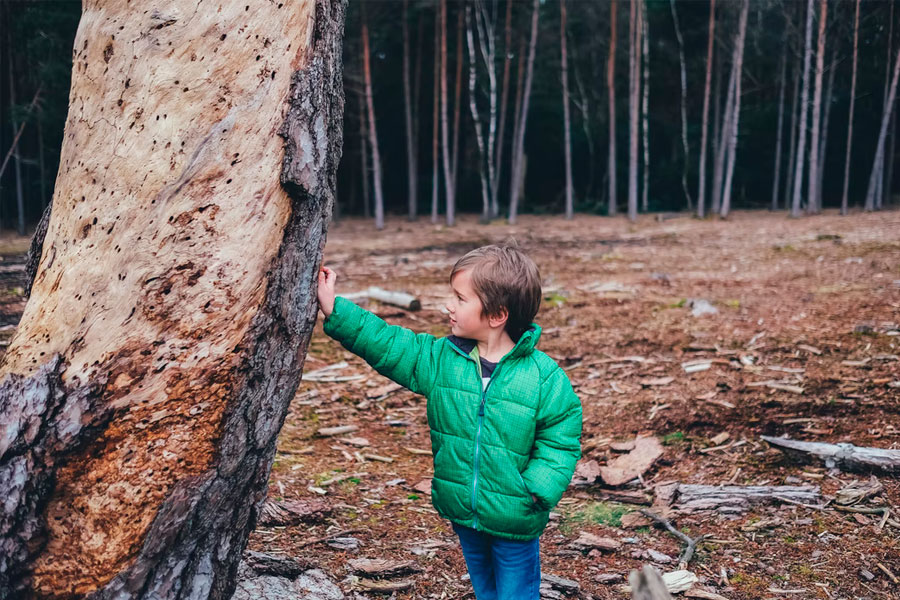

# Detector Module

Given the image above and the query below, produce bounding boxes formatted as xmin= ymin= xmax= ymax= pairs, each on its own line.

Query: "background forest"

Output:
xmin=1 ymin=0 xmax=898 ymax=233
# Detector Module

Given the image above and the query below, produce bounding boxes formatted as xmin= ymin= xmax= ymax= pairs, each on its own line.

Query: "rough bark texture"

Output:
xmin=0 ymin=1 xmax=345 ymax=598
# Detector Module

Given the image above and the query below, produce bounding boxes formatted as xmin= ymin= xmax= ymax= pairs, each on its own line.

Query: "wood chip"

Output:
xmin=640 ymin=376 xmax=675 ymax=387
xmin=797 ymin=344 xmax=822 ymax=355
xmin=362 ymin=453 xmax=394 ymax=463
xmin=337 ymin=437 xmax=370 ymax=447
xmin=404 ymin=447 xmax=432 ymax=455
xmin=710 ymin=432 xmax=730 ymax=446
xmin=569 ymin=532 xmax=622 ymax=551
xmin=600 ymin=437 xmax=664 ymax=486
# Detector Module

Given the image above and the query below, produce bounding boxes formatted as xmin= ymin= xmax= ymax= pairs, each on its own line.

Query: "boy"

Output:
xmin=317 ymin=244 xmax=582 ymax=600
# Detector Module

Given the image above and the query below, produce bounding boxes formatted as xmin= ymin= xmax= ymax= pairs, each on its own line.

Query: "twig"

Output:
xmin=877 ymin=563 xmax=899 ymax=585
xmin=773 ymin=495 xmax=831 ymax=511
xmin=639 ymin=509 xmax=707 ymax=568
xmin=297 ymin=528 xmax=363 ymax=548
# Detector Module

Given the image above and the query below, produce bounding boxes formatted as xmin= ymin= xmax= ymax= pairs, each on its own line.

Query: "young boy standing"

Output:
xmin=317 ymin=244 xmax=582 ymax=600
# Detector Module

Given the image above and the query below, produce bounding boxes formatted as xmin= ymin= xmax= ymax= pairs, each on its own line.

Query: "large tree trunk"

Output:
xmin=719 ymin=0 xmax=749 ymax=219
xmin=0 ymin=1 xmax=345 ymax=598
xmin=670 ymin=0 xmax=691 ymax=212
xmin=771 ymin=50 xmax=787 ymax=211
xmin=791 ymin=0 xmax=814 ymax=217
xmin=361 ymin=7 xmax=384 ymax=230
xmin=493 ymin=0 xmax=513 ymax=219
xmin=402 ymin=0 xmax=417 ymax=221
xmin=841 ymin=0 xmax=860 ymax=215
xmin=627 ymin=0 xmax=641 ymax=222
xmin=561 ymin=0 xmax=574 ymax=220
xmin=696 ymin=0 xmax=715 ymax=218
xmin=508 ymin=0 xmax=539 ymax=225
xmin=607 ymin=0 xmax=618 ymax=217
xmin=864 ymin=40 xmax=900 ymax=211
xmin=807 ymin=0 xmax=827 ymax=215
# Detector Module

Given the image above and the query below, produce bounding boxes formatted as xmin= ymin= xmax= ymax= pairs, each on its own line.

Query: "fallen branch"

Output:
xmin=344 ymin=287 xmax=422 ymax=311
xmin=639 ymin=509 xmax=707 ymax=568
xmin=662 ymin=483 xmax=822 ymax=514
xmin=761 ymin=436 xmax=900 ymax=474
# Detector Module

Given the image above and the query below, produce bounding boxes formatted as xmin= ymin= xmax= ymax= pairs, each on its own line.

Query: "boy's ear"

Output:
xmin=487 ymin=307 xmax=509 ymax=329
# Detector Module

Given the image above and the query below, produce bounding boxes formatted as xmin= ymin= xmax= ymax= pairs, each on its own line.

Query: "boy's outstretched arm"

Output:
xmin=316 ymin=266 xmax=440 ymax=397
xmin=521 ymin=369 xmax=582 ymax=511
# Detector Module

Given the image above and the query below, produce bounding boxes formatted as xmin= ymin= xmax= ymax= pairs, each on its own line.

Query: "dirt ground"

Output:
xmin=2 ymin=210 xmax=899 ymax=599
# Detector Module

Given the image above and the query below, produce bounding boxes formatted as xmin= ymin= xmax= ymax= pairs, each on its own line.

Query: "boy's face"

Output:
xmin=447 ymin=269 xmax=493 ymax=341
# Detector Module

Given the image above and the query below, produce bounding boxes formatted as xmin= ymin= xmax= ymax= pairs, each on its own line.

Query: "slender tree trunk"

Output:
xmin=864 ymin=43 xmax=900 ymax=210
xmin=878 ymin=1 xmax=896 ymax=211
xmin=432 ymin=8 xmax=440 ymax=224
xmin=771 ymin=50 xmax=787 ymax=211
xmin=413 ymin=13 xmax=424 ymax=150
xmin=451 ymin=8 xmax=464 ymax=198
xmin=493 ymin=0 xmax=513 ymax=219
xmin=791 ymin=0 xmax=815 ymax=217
xmin=0 ymin=2 xmax=345 ymax=597
xmin=402 ymin=0 xmax=417 ymax=221
xmin=508 ymin=0 xmax=539 ymax=224
xmin=842 ymin=0 xmax=860 ymax=215
xmin=712 ymin=40 xmax=736 ymax=217
xmin=362 ymin=8 xmax=385 ymax=230
xmin=719 ymin=0 xmax=749 ymax=219
xmin=816 ymin=48 xmax=837 ymax=211
xmin=886 ymin=108 xmax=896 ymax=209
xmin=807 ymin=0 xmax=827 ymax=215
xmin=466 ymin=6 xmax=490 ymax=222
xmin=561 ymin=0 xmax=574 ymax=219
xmin=7 ymin=39 xmax=25 ymax=236
xmin=696 ymin=0 xmax=715 ymax=218
xmin=670 ymin=0 xmax=691 ymax=211
xmin=627 ymin=0 xmax=641 ymax=222
xmin=712 ymin=44 xmax=722 ymax=198
xmin=785 ymin=44 xmax=800 ymax=211
xmin=511 ymin=33 xmax=526 ymax=209
xmin=359 ymin=92 xmax=370 ymax=218
xmin=640 ymin=0 xmax=650 ymax=214
xmin=440 ymin=0 xmax=455 ymax=226
xmin=473 ymin=1 xmax=497 ymax=222
xmin=607 ymin=0 xmax=618 ymax=216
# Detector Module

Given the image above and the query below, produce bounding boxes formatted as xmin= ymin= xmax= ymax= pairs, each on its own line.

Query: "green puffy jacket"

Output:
xmin=323 ymin=297 xmax=582 ymax=540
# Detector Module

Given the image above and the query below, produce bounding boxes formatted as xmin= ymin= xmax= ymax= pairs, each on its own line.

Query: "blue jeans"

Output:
xmin=452 ymin=522 xmax=541 ymax=600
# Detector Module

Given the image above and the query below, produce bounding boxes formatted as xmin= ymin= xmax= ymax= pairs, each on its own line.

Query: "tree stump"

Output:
xmin=0 ymin=1 xmax=345 ymax=598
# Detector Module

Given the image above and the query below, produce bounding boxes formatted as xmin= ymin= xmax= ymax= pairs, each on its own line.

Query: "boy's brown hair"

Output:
xmin=450 ymin=243 xmax=542 ymax=340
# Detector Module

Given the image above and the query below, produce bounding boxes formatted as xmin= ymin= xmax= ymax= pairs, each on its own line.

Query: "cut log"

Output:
xmin=347 ymin=558 xmax=422 ymax=578
xmin=665 ymin=484 xmax=822 ymax=514
xmin=343 ymin=287 xmax=421 ymax=311
xmin=0 ymin=0 xmax=345 ymax=597
xmin=761 ymin=436 xmax=900 ymax=475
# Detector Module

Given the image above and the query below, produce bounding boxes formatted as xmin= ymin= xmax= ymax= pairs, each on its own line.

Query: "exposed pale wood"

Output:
xmin=628 ymin=565 xmax=673 ymax=600
xmin=665 ymin=483 xmax=822 ymax=514
xmin=762 ymin=436 xmax=900 ymax=474
xmin=348 ymin=559 xmax=422 ymax=578
xmin=696 ymin=0 xmax=715 ymax=218
xmin=0 ymin=1 xmax=345 ymax=596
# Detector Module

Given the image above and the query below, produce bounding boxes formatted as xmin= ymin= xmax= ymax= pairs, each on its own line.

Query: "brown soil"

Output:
xmin=3 ymin=210 xmax=898 ymax=598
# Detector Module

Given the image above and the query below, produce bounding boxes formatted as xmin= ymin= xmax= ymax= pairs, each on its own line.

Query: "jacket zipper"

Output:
xmin=447 ymin=340 xmax=504 ymax=530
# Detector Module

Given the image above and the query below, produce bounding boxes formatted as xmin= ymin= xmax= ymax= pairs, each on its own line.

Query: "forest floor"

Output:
xmin=2 ymin=210 xmax=899 ymax=599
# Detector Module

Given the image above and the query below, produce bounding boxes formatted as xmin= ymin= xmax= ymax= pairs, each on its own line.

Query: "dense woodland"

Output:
xmin=1 ymin=0 xmax=899 ymax=233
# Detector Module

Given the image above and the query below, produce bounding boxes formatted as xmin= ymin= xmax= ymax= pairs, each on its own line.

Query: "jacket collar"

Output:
xmin=447 ymin=324 xmax=541 ymax=361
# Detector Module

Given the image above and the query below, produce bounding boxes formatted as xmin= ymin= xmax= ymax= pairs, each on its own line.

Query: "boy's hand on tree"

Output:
xmin=317 ymin=266 xmax=337 ymax=318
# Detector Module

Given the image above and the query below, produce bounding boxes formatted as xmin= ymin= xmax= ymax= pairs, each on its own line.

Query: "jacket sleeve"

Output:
xmin=322 ymin=296 xmax=441 ymax=396
xmin=521 ymin=367 xmax=582 ymax=510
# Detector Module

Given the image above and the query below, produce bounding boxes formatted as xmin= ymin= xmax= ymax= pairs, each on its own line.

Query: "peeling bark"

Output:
xmin=0 ymin=1 xmax=345 ymax=598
